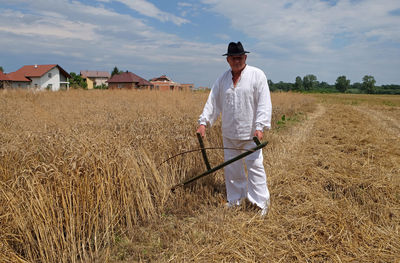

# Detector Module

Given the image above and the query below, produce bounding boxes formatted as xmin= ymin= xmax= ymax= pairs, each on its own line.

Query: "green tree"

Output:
xmin=275 ymin=81 xmax=293 ymax=92
xmin=362 ymin=75 xmax=376 ymax=94
xmin=94 ymin=84 xmax=108 ymax=90
xmin=303 ymin=74 xmax=318 ymax=90
xmin=0 ymin=66 xmax=3 ymax=72
xmin=267 ymin=79 xmax=276 ymax=91
xmin=294 ymin=76 xmax=303 ymax=91
xmin=317 ymin=81 xmax=333 ymax=91
xmin=111 ymin=66 xmax=123 ymax=77
xmin=69 ymin=72 xmax=87 ymax=89
xmin=351 ymin=82 xmax=362 ymax=92
xmin=335 ymin=76 xmax=350 ymax=93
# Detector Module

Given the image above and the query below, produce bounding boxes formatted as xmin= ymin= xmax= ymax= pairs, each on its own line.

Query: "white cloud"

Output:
xmin=202 ymin=0 xmax=400 ymax=83
xmin=178 ymin=2 xmax=193 ymax=7
xmin=0 ymin=0 xmax=223 ymax=86
xmin=177 ymin=2 xmax=204 ymax=18
xmin=115 ymin=0 xmax=189 ymax=25
xmin=0 ymin=9 xmax=98 ymax=41
xmin=203 ymin=0 xmax=400 ymax=51
xmin=0 ymin=0 xmax=399 ymax=86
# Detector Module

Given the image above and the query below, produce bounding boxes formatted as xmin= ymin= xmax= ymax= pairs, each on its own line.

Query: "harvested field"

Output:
xmin=0 ymin=90 xmax=399 ymax=262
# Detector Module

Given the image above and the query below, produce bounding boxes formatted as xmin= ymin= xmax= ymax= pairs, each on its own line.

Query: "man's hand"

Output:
xmin=196 ymin=124 xmax=206 ymax=137
xmin=254 ymin=130 xmax=263 ymax=141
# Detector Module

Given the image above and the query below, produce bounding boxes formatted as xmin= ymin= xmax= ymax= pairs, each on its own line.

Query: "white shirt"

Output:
xmin=198 ymin=65 xmax=272 ymax=140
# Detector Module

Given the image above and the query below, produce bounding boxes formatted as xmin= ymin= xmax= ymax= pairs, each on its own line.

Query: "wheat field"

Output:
xmin=0 ymin=89 xmax=399 ymax=262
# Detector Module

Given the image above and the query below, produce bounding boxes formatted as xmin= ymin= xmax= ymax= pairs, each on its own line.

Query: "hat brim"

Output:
xmin=222 ymin=51 xmax=250 ymax=56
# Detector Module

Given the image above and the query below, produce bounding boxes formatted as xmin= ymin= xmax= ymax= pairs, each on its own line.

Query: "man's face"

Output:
xmin=227 ymin=55 xmax=247 ymax=72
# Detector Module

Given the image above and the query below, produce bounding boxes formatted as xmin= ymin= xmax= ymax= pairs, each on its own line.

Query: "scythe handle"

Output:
xmin=171 ymin=137 xmax=268 ymax=192
xmin=197 ymin=133 xmax=211 ymax=170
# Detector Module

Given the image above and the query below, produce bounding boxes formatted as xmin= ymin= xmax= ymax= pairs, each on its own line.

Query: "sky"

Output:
xmin=0 ymin=0 xmax=399 ymax=87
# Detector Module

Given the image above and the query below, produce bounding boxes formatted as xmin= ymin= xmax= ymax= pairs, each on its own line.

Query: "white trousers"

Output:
xmin=223 ymin=137 xmax=270 ymax=209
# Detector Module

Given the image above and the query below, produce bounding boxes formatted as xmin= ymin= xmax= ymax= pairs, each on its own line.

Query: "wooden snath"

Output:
xmin=171 ymin=133 xmax=268 ymax=192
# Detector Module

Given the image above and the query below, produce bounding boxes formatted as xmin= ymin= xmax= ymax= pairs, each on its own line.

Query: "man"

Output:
xmin=197 ymin=41 xmax=272 ymax=216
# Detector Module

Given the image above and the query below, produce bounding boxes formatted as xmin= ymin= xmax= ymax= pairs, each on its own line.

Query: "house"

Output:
xmin=149 ymin=75 xmax=193 ymax=91
xmin=107 ymin=71 xmax=153 ymax=89
xmin=150 ymin=75 xmax=180 ymax=91
xmin=0 ymin=71 xmax=11 ymax=89
xmin=6 ymin=64 xmax=71 ymax=91
xmin=80 ymin=70 xmax=110 ymax=89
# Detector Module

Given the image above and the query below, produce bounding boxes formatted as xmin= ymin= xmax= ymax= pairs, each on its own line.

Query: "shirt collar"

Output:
xmin=230 ymin=64 xmax=247 ymax=77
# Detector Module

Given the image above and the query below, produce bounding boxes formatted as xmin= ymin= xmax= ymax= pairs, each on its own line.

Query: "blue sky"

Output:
xmin=0 ymin=0 xmax=399 ymax=87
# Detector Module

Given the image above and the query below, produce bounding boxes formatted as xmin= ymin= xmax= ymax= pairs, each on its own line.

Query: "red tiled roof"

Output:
xmin=6 ymin=71 xmax=30 ymax=82
xmin=6 ymin=64 xmax=71 ymax=82
xmin=0 ymin=71 xmax=9 ymax=81
xmin=150 ymin=75 xmax=172 ymax=82
xmin=80 ymin=70 xmax=110 ymax=78
xmin=107 ymin=71 xmax=152 ymax=86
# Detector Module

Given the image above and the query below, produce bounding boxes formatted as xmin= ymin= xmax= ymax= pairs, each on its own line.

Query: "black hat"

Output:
xmin=223 ymin=41 xmax=250 ymax=56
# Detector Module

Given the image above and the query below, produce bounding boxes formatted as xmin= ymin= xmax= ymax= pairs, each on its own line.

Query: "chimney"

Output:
xmin=34 ymin=64 xmax=38 ymax=68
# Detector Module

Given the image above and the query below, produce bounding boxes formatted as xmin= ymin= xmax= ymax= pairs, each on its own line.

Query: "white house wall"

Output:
xmin=93 ymin=77 xmax=108 ymax=86
xmin=8 ymin=66 xmax=69 ymax=91
xmin=31 ymin=77 xmax=41 ymax=89
xmin=40 ymin=67 xmax=61 ymax=91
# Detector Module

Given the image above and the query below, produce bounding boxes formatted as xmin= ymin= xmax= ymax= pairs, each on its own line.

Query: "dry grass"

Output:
xmin=0 ymin=89 xmax=399 ymax=262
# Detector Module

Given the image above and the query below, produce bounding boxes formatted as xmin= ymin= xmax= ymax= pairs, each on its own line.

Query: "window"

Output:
xmin=48 ymin=73 xmax=52 ymax=78
xmin=34 ymin=84 xmax=38 ymax=88
xmin=47 ymin=84 xmax=52 ymax=90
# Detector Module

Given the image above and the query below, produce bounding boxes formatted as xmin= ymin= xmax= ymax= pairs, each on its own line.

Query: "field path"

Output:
xmin=355 ymin=105 xmax=400 ymax=138
xmin=264 ymin=100 xmax=400 ymax=262
xmin=265 ymin=103 xmax=326 ymax=173
xmin=268 ymin=100 xmax=400 ymax=184
xmin=117 ymin=97 xmax=400 ymax=262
